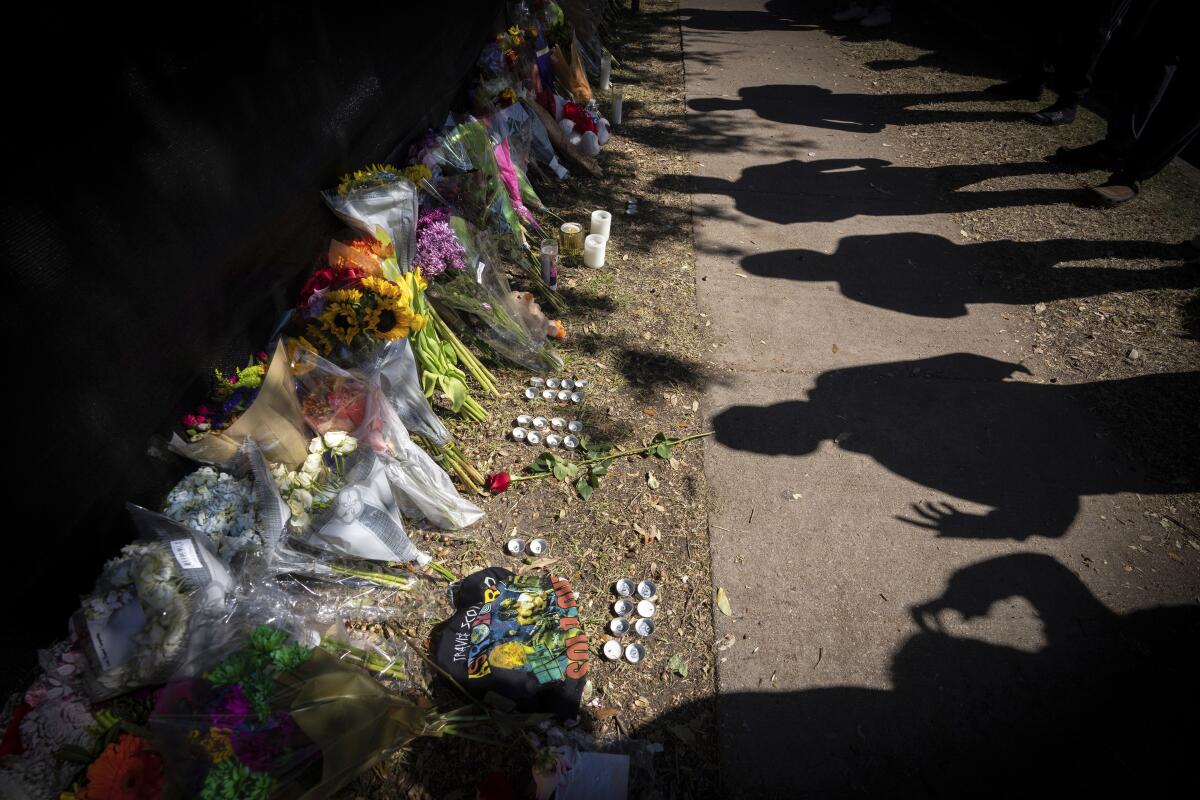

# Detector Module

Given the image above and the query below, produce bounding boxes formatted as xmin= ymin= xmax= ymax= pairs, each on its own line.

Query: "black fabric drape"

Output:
xmin=0 ymin=1 xmax=503 ymax=692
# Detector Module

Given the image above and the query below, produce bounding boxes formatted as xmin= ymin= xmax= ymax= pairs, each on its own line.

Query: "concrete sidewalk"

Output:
xmin=680 ymin=1 xmax=1200 ymax=795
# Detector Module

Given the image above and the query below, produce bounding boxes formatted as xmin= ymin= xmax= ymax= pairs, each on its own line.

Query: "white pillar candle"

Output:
xmin=611 ymin=89 xmax=623 ymax=125
xmin=590 ymin=209 xmax=612 ymax=240
xmin=583 ymin=234 xmax=607 ymax=268
xmin=599 ymin=52 xmax=612 ymax=91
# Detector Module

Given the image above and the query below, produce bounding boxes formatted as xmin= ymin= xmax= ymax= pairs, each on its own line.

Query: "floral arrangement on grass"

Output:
xmin=181 ymin=353 xmax=270 ymax=443
xmin=161 ymin=467 xmax=257 ymax=561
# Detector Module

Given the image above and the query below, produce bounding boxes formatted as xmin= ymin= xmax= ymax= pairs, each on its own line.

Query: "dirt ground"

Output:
xmin=353 ymin=3 xmax=720 ymax=797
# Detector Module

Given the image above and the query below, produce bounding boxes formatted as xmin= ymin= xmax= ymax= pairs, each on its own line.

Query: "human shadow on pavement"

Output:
xmin=740 ymin=233 xmax=1199 ymax=317
xmin=657 ymin=158 xmax=1081 ymax=223
xmin=711 ymin=353 xmax=1199 ymax=540
xmin=633 ymin=552 xmax=1200 ymax=796
xmin=678 ymin=5 xmax=816 ymax=32
xmin=689 ymin=84 xmax=1023 ymax=133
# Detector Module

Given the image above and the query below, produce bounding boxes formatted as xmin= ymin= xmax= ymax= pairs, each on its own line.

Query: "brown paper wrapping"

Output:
xmin=524 ymin=99 xmax=602 ymax=179
xmin=169 ymin=339 xmax=310 ymax=469
xmin=551 ymin=36 xmax=593 ymax=103
xmin=285 ymin=649 xmax=439 ymax=799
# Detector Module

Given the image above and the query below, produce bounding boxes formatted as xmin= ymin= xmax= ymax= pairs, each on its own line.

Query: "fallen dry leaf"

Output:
xmin=716 ymin=587 xmax=732 ymax=616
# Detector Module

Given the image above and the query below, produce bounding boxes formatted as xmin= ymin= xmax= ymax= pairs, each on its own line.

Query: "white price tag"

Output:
xmin=170 ymin=538 xmax=203 ymax=570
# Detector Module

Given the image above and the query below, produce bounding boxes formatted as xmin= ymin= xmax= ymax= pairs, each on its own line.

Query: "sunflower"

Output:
xmin=364 ymin=296 xmax=416 ymax=341
xmin=302 ymin=325 xmax=334 ymax=356
xmin=318 ymin=302 xmax=360 ymax=346
xmin=324 ymin=288 xmax=362 ymax=304
xmin=78 ymin=735 xmax=164 ymax=800
xmin=359 ymin=275 xmax=408 ymax=302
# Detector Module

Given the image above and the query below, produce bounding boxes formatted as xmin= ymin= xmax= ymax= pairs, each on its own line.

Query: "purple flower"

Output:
xmin=210 ymin=685 xmax=252 ymax=729
xmin=414 ymin=207 xmax=468 ymax=281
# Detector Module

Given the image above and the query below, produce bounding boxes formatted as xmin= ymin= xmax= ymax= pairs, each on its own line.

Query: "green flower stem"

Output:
xmin=319 ymin=637 xmax=408 ymax=680
xmin=509 ymin=432 xmax=715 ymax=485
xmin=429 ymin=307 xmax=500 ymax=397
xmin=429 ymin=561 xmax=457 ymax=582
xmin=329 ymin=565 xmax=416 ymax=589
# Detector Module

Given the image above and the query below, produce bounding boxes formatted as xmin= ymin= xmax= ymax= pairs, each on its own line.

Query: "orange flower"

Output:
xmin=78 ymin=735 xmax=165 ymax=800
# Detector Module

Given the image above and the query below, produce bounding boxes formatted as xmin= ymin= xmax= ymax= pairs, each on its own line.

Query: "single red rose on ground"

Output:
xmin=484 ymin=472 xmax=511 ymax=493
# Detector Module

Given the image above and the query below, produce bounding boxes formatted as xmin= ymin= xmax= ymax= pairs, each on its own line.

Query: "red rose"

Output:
xmin=483 ymin=472 xmax=512 ymax=493
xmin=300 ymin=268 xmax=337 ymax=302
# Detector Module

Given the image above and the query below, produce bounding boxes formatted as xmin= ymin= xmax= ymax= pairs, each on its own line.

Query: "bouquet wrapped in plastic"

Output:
xmin=355 ymin=382 xmax=484 ymax=532
xmin=422 ymin=118 xmax=565 ymax=312
xmin=149 ymin=622 xmax=514 ymax=799
xmin=73 ymin=507 xmax=235 ymax=702
xmin=321 ymin=165 xmax=416 ymax=278
xmin=416 ymin=206 xmax=561 ymax=372
xmin=170 ymin=340 xmax=310 ymax=469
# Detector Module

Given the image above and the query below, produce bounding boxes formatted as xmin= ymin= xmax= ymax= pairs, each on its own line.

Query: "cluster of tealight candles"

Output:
xmin=559 ymin=209 xmax=613 ymax=269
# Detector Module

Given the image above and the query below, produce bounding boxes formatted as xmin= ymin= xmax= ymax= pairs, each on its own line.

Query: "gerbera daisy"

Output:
xmin=78 ymin=735 xmax=165 ymax=800
xmin=318 ymin=303 xmax=360 ymax=346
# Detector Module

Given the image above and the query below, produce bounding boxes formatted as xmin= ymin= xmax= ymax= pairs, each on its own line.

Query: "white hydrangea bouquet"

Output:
xmin=76 ymin=541 xmax=190 ymax=701
xmin=161 ymin=466 xmax=257 ymax=561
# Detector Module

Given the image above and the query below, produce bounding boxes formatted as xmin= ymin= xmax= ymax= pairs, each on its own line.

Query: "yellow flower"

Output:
xmin=303 ymin=325 xmax=334 ymax=356
xmin=360 ymin=275 xmax=407 ymax=302
xmin=319 ymin=302 xmax=360 ymax=345
xmin=365 ymin=296 xmax=418 ymax=341
xmin=411 ymin=313 xmax=428 ymax=334
xmin=325 ymin=288 xmax=362 ymax=304
xmin=402 ymin=164 xmax=432 ymax=186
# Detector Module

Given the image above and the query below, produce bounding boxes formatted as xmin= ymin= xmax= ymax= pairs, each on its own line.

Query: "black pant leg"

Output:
xmin=1118 ymin=60 xmax=1200 ymax=182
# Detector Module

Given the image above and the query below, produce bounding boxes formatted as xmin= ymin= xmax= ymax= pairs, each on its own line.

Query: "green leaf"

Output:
xmin=440 ymin=376 xmax=467 ymax=412
xmin=420 ymin=371 xmax=438 ymax=398
xmin=440 ymin=341 xmax=458 ymax=365
xmin=530 ymin=453 xmax=555 ymax=474
xmin=55 ymin=745 xmax=96 ymax=765
xmin=589 ymin=460 xmax=610 ymax=478
xmin=552 ymin=458 xmax=578 ymax=482
xmin=575 ymin=475 xmax=594 ymax=501
xmin=649 ymin=432 xmax=676 ymax=459
xmin=667 ymin=653 xmax=689 ymax=678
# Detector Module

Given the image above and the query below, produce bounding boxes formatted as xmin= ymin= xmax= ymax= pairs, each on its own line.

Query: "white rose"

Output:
xmin=292 ymin=488 xmax=314 ymax=510
xmin=293 ymin=470 xmax=314 ymax=489
xmin=302 ymin=452 xmax=324 ymax=476
xmin=323 ymin=431 xmax=347 ymax=450
xmin=289 ymin=510 xmax=311 ymax=530
xmin=309 ymin=436 xmax=327 ymax=454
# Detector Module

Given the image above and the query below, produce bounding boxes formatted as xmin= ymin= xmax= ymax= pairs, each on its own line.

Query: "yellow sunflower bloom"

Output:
xmin=325 ymin=288 xmax=363 ymax=304
xmin=319 ymin=302 xmax=360 ymax=345
xmin=360 ymin=275 xmax=408 ymax=302
xmin=365 ymin=296 xmax=419 ymax=341
xmin=303 ymin=325 xmax=335 ymax=356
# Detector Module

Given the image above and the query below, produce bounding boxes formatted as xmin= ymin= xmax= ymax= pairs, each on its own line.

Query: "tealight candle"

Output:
xmin=590 ymin=209 xmax=612 ymax=241
xmin=583 ymin=234 xmax=607 ymax=268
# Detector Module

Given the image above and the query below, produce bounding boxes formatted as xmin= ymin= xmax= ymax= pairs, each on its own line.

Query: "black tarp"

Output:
xmin=0 ymin=2 xmax=503 ymax=693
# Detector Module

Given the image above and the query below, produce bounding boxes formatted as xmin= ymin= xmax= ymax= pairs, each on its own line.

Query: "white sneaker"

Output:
xmin=832 ymin=4 xmax=868 ymax=21
xmin=860 ymin=5 xmax=892 ymax=26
